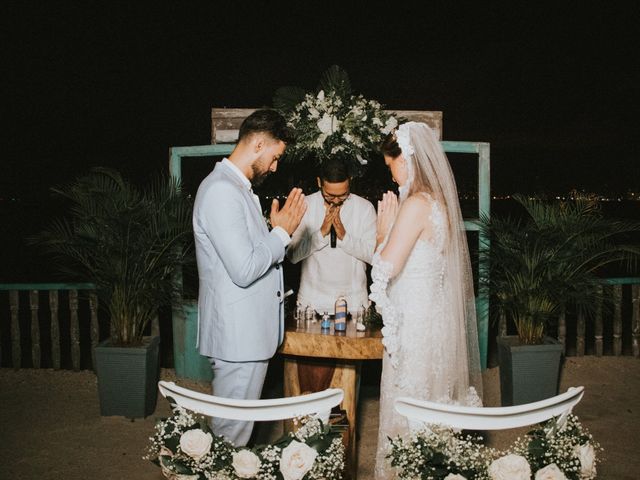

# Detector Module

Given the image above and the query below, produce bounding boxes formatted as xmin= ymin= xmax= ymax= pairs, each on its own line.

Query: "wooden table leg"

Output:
xmin=330 ymin=361 xmax=361 ymax=480
xmin=283 ymin=357 xmax=301 ymax=397
xmin=283 ymin=357 xmax=300 ymax=434
xmin=283 ymin=356 xmax=361 ymax=479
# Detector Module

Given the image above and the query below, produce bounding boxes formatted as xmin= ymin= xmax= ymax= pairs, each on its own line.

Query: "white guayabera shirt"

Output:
xmin=287 ymin=190 xmax=376 ymax=313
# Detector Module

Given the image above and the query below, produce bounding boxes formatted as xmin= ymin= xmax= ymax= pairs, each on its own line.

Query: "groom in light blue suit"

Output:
xmin=193 ymin=109 xmax=306 ymax=446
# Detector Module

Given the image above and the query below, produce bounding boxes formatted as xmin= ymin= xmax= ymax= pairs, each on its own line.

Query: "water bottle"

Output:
xmin=334 ymin=295 xmax=347 ymax=332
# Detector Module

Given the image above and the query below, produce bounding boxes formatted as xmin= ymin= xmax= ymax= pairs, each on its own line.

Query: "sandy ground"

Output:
xmin=1 ymin=356 xmax=639 ymax=479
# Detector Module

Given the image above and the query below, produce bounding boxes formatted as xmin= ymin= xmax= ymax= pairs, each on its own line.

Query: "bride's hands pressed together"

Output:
xmin=376 ymin=190 xmax=398 ymax=247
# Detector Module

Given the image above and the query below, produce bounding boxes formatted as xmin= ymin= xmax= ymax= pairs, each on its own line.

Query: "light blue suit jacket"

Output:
xmin=193 ymin=161 xmax=286 ymax=362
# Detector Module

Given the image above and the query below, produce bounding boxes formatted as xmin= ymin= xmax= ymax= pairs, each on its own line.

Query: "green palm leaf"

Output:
xmin=31 ymin=167 xmax=194 ymax=346
xmin=272 ymin=86 xmax=307 ymax=113
xmin=481 ymin=195 xmax=640 ymax=344
xmin=318 ymin=64 xmax=352 ymax=97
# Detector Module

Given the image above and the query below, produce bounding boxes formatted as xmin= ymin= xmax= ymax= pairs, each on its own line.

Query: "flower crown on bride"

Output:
xmin=395 ymin=123 xmax=415 ymax=158
xmin=394 ymin=123 xmax=416 ymax=199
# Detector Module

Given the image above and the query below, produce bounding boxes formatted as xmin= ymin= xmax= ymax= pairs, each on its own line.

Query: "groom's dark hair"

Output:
xmin=319 ymin=157 xmax=350 ymax=183
xmin=238 ymin=109 xmax=294 ymax=144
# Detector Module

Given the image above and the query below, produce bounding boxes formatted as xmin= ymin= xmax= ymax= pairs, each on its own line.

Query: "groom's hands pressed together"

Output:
xmin=270 ymin=187 xmax=307 ymax=235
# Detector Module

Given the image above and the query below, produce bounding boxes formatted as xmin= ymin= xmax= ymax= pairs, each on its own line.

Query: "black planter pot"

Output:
xmin=496 ymin=335 xmax=563 ymax=406
xmin=94 ymin=335 xmax=161 ymax=418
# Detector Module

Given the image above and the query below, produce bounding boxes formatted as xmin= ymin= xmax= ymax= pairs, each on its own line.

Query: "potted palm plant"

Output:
xmin=483 ymin=194 xmax=639 ymax=405
xmin=35 ymin=167 xmax=193 ymax=417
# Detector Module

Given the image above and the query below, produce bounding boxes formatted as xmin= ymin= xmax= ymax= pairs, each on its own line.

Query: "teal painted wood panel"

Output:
xmin=169 ymin=145 xmax=234 ymax=184
xmin=599 ymin=277 xmax=640 ymax=285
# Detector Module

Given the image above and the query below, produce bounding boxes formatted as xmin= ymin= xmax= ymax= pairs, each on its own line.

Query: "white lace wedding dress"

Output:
xmin=370 ymin=199 xmax=481 ymax=479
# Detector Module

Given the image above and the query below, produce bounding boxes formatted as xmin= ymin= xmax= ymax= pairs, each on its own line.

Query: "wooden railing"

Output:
xmin=2 ymin=278 xmax=639 ymax=371
xmin=585 ymin=278 xmax=640 ymax=357
xmin=0 ymin=283 xmax=98 ymax=370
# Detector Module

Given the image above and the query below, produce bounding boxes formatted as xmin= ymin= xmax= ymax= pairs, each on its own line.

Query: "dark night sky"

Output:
xmin=4 ymin=2 xmax=640 ymax=199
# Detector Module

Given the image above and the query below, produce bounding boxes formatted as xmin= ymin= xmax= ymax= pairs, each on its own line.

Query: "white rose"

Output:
xmin=574 ymin=443 xmax=597 ymax=479
xmin=444 ymin=474 xmax=467 ymax=480
xmin=317 ymin=114 xmax=333 ymax=135
xmin=381 ymin=116 xmax=398 ymax=134
xmin=488 ymin=454 xmax=531 ymax=480
xmin=279 ymin=440 xmax=318 ymax=480
xmin=317 ymin=90 xmax=325 ymax=101
xmin=535 ymin=463 xmax=567 ymax=480
xmin=317 ymin=114 xmax=340 ymax=135
xmin=178 ymin=428 xmax=212 ymax=461
xmin=232 ymin=449 xmax=261 ymax=478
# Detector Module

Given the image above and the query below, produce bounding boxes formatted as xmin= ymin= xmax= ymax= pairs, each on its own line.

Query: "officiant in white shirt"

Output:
xmin=287 ymin=157 xmax=377 ymax=314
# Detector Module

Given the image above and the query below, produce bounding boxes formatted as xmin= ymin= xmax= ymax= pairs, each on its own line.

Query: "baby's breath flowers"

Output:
xmin=511 ymin=414 xmax=601 ymax=480
xmin=387 ymin=414 xmax=601 ymax=480
xmin=389 ymin=425 xmax=494 ymax=479
xmin=146 ymin=406 xmax=344 ymax=480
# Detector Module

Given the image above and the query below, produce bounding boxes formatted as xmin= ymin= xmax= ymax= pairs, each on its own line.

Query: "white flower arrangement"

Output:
xmin=146 ymin=405 xmax=345 ymax=480
xmin=387 ymin=414 xmax=601 ymax=480
xmin=286 ymin=89 xmax=396 ymax=169
xmin=275 ymin=66 xmax=397 ymax=173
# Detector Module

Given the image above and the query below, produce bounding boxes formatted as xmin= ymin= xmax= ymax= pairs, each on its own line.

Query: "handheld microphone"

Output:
xmin=330 ymin=225 xmax=337 ymax=248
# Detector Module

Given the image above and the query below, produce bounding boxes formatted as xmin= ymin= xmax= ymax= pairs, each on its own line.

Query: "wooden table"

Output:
xmin=278 ymin=317 xmax=383 ymax=479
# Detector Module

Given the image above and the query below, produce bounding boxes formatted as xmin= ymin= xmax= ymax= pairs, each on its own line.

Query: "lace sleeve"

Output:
xmin=368 ymin=252 xmax=400 ymax=369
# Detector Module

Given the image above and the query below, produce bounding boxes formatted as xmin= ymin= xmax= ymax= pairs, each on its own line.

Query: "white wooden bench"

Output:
xmin=395 ymin=386 xmax=584 ymax=432
xmin=158 ymin=380 xmax=343 ymax=423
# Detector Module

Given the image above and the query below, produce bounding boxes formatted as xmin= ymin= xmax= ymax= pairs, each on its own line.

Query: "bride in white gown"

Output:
xmin=369 ymin=122 xmax=483 ymax=479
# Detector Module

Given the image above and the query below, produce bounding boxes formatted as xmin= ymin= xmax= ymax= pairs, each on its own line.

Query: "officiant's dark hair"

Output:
xmin=319 ymin=157 xmax=350 ymax=183
xmin=238 ymin=109 xmax=294 ymax=144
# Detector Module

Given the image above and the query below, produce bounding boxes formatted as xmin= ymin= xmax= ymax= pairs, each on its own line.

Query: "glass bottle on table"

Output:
xmin=294 ymin=301 xmax=303 ymax=325
xmin=356 ymin=304 xmax=366 ymax=331
xmin=321 ymin=311 xmax=331 ymax=330
xmin=304 ymin=306 xmax=315 ymax=326
xmin=334 ymin=295 xmax=347 ymax=332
